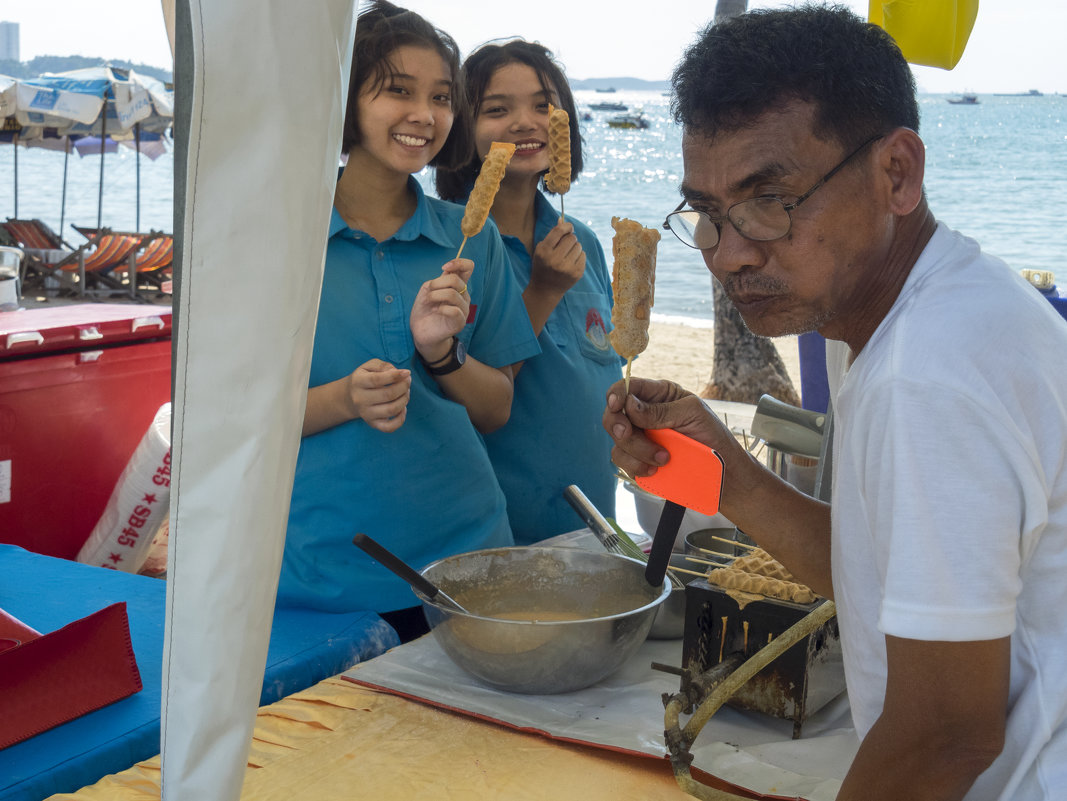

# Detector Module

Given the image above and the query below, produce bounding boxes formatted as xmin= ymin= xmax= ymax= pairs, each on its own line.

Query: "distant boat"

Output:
xmin=993 ymin=89 xmax=1044 ymax=97
xmin=947 ymin=93 xmax=979 ymax=105
xmin=590 ymin=101 xmax=627 ymax=111
xmin=594 ymin=87 xmax=617 ymax=93
xmin=607 ymin=112 xmax=649 ymax=130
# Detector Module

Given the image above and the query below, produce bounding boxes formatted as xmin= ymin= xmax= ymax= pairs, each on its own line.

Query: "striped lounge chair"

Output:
xmin=72 ymin=226 xmax=172 ymax=298
xmin=131 ymin=234 xmax=174 ymax=297
xmin=56 ymin=226 xmax=144 ymax=297
xmin=1 ymin=219 xmax=75 ymax=290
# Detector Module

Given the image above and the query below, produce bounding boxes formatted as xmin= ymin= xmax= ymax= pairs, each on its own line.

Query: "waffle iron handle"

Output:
xmin=645 ymin=500 xmax=685 ymax=587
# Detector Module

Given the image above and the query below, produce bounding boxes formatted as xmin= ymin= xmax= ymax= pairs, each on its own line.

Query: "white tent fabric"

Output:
xmin=161 ymin=1 xmax=357 ymax=798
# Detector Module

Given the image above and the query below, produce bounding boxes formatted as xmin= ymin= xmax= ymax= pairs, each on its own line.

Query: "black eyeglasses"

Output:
xmin=663 ymin=133 xmax=885 ymax=250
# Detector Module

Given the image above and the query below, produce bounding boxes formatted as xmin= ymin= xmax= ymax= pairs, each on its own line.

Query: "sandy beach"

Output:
xmin=632 ymin=319 xmax=802 ymax=398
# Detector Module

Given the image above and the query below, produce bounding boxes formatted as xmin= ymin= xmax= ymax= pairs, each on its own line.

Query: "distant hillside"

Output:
xmin=570 ymin=77 xmax=670 ymax=92
xmin=0 ymin=55 xmax=172 ymax=85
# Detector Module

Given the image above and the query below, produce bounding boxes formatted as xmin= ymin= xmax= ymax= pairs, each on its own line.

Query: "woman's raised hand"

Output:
xmin=410 ymin=258 xmax=474 ymax=363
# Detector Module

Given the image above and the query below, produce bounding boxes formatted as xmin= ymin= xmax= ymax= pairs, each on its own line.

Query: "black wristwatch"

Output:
xmin=420 ymin=337 xmax=467 ymax=376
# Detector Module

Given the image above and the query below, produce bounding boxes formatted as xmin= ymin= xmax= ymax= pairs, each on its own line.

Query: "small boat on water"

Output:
xmin=947 ymin=93 xmax=979 ymax=105
xmin=607 ymin=112 xmax=649 ymax=130
xmin=594 ymin=87 xmax=617 ymax=93
xmin=993 ymin=89 xmax=1044 ymax=97
xmin=590 ymin=101 xmax=627 ymax=112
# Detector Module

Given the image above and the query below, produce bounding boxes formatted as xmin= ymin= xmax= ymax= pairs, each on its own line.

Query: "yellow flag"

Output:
xmin=869 ymin=0 xmax=979 ymax=70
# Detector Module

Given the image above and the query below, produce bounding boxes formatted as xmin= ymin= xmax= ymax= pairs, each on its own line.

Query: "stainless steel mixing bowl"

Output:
xmin=647 ymin=553 xmax=693 ymax=640
xmin=417 ymin=546 xmax=670 ymax=694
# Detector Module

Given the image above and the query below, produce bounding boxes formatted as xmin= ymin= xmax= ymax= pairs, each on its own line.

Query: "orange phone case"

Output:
xmin=634 ymin=428 xmax=724 ymax=516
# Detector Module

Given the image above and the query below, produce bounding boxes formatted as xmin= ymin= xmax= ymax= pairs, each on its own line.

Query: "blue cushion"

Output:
xmin=0 ymin=544 xmax=398 ymax=801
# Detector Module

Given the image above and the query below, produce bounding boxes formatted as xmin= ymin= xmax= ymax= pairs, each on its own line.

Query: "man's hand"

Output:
xmin=603 ymin=377 xmax=741 ymax=477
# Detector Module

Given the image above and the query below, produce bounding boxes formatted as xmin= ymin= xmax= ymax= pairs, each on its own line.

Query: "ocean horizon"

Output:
xmin=3 ymin=90 xmax=1064 ymax=327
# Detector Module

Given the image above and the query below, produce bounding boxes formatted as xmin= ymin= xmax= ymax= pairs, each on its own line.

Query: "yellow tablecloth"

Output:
xmin=49 ymin=674 xmax=754 ymax=800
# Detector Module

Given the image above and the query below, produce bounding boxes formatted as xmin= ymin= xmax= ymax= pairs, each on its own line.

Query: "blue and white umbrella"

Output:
xmin=15 ymin=66 xmax=173 ymax=136
xmin=7 ymin=66 xmax=174 ymax=231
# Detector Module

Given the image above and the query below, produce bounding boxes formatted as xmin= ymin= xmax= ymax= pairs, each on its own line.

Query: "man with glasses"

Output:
xmin=605 ymin=7 xmax=1067 ymax=800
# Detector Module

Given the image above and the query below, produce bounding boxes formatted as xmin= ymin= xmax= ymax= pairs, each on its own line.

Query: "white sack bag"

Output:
xmin=77 ymin=402 xmax=172 ymax=572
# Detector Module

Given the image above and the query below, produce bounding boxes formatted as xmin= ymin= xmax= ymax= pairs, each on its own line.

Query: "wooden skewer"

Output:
xmin=670 ymin=566 xmax=710 ymax=578
xmin=684 ymin=554 xmax=732 ymax=567
xmin=711 ymin=535 xmax=757 ymax=550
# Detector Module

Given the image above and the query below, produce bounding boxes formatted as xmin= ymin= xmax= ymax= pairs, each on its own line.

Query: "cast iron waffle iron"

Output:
xmin=680 ymin=576 xmax=844 ymax=739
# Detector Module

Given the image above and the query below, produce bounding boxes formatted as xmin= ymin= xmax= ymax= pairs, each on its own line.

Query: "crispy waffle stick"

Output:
xmin=457 ymin=141 xmax=515 ymax=258
xmin=545 ymin=104 xmax=571 ymax=220
xmin=705 ymin=566 xmax=817 ymax=605
xmin=608 ymin=217 xmax=660 ymax=393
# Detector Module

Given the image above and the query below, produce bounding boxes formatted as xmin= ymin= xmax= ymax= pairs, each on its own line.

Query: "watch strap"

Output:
xmin=421 ymin=337 xmax=465 ymax=376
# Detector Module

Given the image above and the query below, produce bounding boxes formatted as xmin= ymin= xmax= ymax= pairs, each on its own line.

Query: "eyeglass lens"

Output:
xmin=669 ymin=197 xmax=792 ymax=249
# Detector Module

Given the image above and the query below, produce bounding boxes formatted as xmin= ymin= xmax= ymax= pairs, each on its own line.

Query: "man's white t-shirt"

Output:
xmin=826 ymin=223 xmax=1067 ymax=800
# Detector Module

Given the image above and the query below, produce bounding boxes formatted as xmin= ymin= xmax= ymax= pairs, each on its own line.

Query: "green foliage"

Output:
xmin=0 ymin=55 xmax=172 ymax=85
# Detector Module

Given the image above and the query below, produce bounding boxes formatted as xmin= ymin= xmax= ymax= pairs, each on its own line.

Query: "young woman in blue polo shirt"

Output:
xmin=278 ymin=2 xmax=539 ymax=641
xmin=436 ymin=41 xmax=623 ymax=546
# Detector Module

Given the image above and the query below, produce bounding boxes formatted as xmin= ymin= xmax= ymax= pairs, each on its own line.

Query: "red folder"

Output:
xmin=0 ymin=603 xmax=142 ymax=749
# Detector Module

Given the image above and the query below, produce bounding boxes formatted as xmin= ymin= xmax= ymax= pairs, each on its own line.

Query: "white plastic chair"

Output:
xmin=0 ymin=246 xmax=24 ymax=310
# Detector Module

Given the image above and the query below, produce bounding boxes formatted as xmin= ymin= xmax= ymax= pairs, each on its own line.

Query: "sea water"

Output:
xmin=2 ymin=91 xmax=1063 ymax=324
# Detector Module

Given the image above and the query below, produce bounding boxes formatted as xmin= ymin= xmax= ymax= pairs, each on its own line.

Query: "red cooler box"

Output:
xmin=0 ymin=305 xmax=172 ymax=559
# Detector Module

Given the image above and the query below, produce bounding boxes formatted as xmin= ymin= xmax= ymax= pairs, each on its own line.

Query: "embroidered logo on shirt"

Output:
xmin=585 ymin=309 xmax=612 ymax=351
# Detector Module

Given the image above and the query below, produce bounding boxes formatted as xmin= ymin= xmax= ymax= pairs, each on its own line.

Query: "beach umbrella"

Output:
xmin=1 ymin=75 xmax=21 ymax=218
xmin=14 ymin=66 xmax=174 ymax=231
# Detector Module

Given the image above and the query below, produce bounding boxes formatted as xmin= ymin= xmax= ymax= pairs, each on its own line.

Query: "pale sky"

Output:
xmin=1 ymin=0 xmax=1064 ymax=94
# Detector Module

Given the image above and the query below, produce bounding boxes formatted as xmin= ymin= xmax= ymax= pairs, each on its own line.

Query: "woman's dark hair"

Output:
xmin=341 ymin=0 xmax=471 ymax=169
xmin=435 ymin=39 xmax=583 ymax=202
xmin=671 ymin=4 xmax=919 ymax=150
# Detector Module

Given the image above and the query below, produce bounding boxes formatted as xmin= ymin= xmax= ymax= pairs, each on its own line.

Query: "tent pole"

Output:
xmin=60 ymin=139 xmax=70 ymax=239
xmin=12 ymin=131 xmax=17 ymax=218
xmin=97 ymin=105 xmax=106 ymax=231
xmin=135 ymin=123 xmax=141 ymax=231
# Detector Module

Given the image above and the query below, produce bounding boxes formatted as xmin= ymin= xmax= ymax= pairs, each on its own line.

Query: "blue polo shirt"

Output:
xmin=484 ymin=191 xmax=623 ymax=545
xmin=278 ymin=178 xmax=540 ymax=613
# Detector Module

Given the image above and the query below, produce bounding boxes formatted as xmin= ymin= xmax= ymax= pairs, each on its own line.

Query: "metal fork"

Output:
xmin=563 ymin=485 xmax=684 ymax=588
xmin=563 ymin=484 xmax=627 ymax=555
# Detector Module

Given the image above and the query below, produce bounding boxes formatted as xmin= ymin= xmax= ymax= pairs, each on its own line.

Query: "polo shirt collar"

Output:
xmin=328 ymin=176 xmax=460 ymax=250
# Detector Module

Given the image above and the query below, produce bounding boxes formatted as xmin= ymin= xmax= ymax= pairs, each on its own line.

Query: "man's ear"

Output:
xmin=878 ymin=127 xmax=926 ymax=216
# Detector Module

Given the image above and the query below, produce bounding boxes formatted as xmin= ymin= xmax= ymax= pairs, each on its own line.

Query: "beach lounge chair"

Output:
xmin=38 ymin=226 xmax=143 ymax=297
xmin=1 ymin=219 xmax=75 ymax=290
xmin=71 ymin=226 xmax=172 ymax=298
xmin=130 ymin=233 xmax=174 ymax=297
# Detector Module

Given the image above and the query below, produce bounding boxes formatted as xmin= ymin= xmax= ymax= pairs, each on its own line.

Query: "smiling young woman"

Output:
xmin=436 ymin=41 xmax=622 ymax=547
xmin=278 ymin=2 xmax=539 ymax=643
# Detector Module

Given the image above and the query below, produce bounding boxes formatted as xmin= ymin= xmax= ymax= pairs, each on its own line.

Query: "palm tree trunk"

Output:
xmin=701 ymin=279 xmax=800 ymax=406
xmin=699 ymin=0 xmax=801 ymax=406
